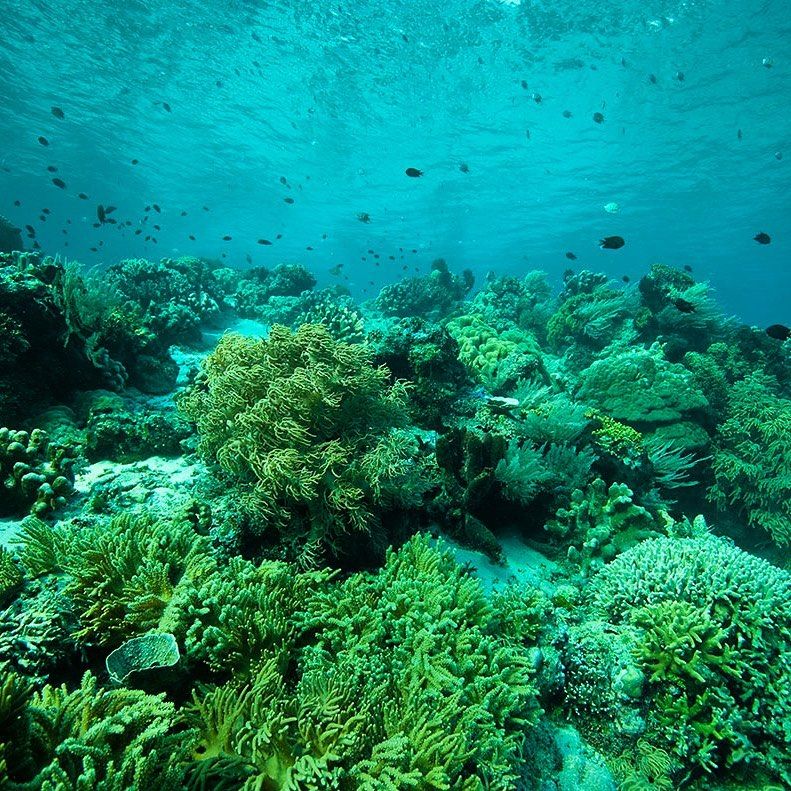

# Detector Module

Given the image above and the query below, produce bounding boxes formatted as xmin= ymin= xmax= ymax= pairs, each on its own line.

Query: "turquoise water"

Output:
xmin=1 ymin=0 xmax=789 ymax=322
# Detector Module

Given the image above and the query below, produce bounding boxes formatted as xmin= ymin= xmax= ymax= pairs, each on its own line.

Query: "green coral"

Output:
xmin=0 ymin=547 xmax=22 ymax=607
xmin=446 ymin=313 xmax=546 ymax=391
xmin=575 ymin=343 xmax=708 ymax=425
xmin=177 ymin=325 xmax=435 ymax=559
xmin=709 ymin=372 xmax=791 ymax=545
xmin=545 ymin=478 xmax=662 ymax=575
xmin=0 ymin=427 xmax=75 ymax=516
xmin=181 ymin=534 xmax=541 ymax=789
xmin=588 ymin=534 xmax=791 ymax=783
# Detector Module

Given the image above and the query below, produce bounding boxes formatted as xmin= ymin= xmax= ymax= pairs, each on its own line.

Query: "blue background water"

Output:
xmin=1 ymin=0 xmax=788 ymax=323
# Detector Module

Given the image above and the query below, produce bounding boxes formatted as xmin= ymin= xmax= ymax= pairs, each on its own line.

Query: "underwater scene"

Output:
xmin=0 ymin=0 xmax=790 ymax=788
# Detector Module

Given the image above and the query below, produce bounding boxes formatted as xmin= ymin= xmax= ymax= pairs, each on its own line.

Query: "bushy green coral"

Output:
xmin=0 ymin=548 xmax=22 ymax=607
xmin=181 ymin=535 xmax=541 ymax=789
xmin=446 ymin=313 xmax=546 ymax=391
xmin=178 ymin=325 xmax=435 ymax=559
xmin=709 ymin=372 xmax=791 ymax=545
xmin=300 ymin=295 xmax=366 ymax=343
xmin=0 ymin=427 xmax=75 ymax=516
xmin=575 ymin=343 xmax=708 ymax=425
xmin=0 ymin=669 xmax=192 ymax=789
xmin=588 ymin=534 xmax=791 ymax=783
xmin=546 ymin=479 xmax=662 ymax=576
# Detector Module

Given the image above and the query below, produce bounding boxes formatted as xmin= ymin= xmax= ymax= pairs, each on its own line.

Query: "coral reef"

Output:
xmin=0 ymin=214 xmax=23 ymax=254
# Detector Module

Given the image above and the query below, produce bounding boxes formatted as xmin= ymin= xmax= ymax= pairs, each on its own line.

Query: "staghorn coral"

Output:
xmin=587 ymin=534 xmax=791 ymax=783
xmin=177 ymin=324 xmax=435 ymax=561
xmin=709 ymin=372 xmax=791 ymax=545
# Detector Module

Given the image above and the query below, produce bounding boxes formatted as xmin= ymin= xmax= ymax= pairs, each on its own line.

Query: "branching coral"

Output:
xmin=709 ymin=372 xmax=791 ymax=545
xmin=587 ymin=534 xmax=791 ymax=783
xmin=177 ymin=325 xmax=435 ymax=559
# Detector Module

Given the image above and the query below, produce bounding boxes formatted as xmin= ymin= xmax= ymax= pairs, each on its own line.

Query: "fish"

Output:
xmin=25 ymin=224 xmax=35 ymax=235
xmin=257 ymin=238 xmax=272 ymax=245
xmin=600 ymin=235 xmax=625 ymax=249
xmin=215 ymin=80 xmax=223 ymax=88
xmin=97 ymin=205 xmax=106 ymax=223
xmin=38 ymin=136 xmax=49 ymax=146
xmin=78 ymin=192 xmax=88 ymax=200
xmin=14 ymin=200 xmax=21 ymax=206
xmin=776 ymin=151 xmax=783 ymax=161
xmin=131 ymin=159 xmax=139 ymax=165
xmin=648 ymin=74 xmax=657 ymax=84
xmin=180 ymin=210 xmax=187 ymax=216
xmin=754 ymin=232 xmax=771 ymax=244
xmin=252 ymin=31 xmax=262 ymax=42
xmin=622 ymin=275 xmax=630 ymax=283
xmin=47 ymin=165 xmax=58 ymax=172
xmin=357 ymin=212 xmax=371 ymax=223
xmin=222 ymin=235 xmax=232 ymax=240
xmin=154 ymin=224 xmax=161 ymax=230
xmin=459 ymin=162 xmax=469 ymax=173
xmin=162 ymin=102 xmax=171 ymax=112
xmin=521 ymin=80 xmax=528 ymax=89
xmin=593 ymin=112 xmax=604 ymax=123
xmin=684 ymin=265 xmax=693 ymax=272
xmin=106 ymin=218 xmax=117 ymax=225
xmin=90 ymin=246 xmax=97 ymax=252
xmin=737 ymin=129 xmax=743 ymax=140
xmin=42 ymin=208 xmax=50 ymax=214
xmin=565 ymin=251 xmax=577 ymax=260
xmin=52 ymin=177 xmax=66 ymax=189
xmin=562 ymin=110 xmax=572 ymax=118
xmin=203 ymin=206 xmax=209 ymax=211
xmin=329 ymin=264 xmax=344 ymax=275
xmin=306 ymin=245 xmax=313 ymax=250
xmin=279 ymin=176 xmax=288 ymax=185
xmin=405 ymin=167 xmax=423 ymax=177
xmin=144 ymin=205 xmax=151 ymax=212
xmin=673 ymin=298 xmax=696 ymax=313
xmin=189 ymin=234 xmax=196 ymax=240
xmin=246 ymin=254 xmax=252 ymax=264
xmin=532 ymin=93 xmax=542 ymax=103
xmin=284 ymin=197 xmax=294 ymax=204
xmin=51 ymin=106 xmax=65 ymax=119
xmin=765 ymin=324 xmax=790 ymax=341
xmin=105 ymin=205 xmax=117 ymax=214
xmin=153 ymin=204 xmax=161 ymax=213
xmin=276 ymin=233 xmax=282 ymax=239
xmin=134 ymin=229 xmax=142 ymax=235
xmin=38 ymin=214 xmax=45 ymax=221
xmin=676 ymin=71 xmax=685 ymax=81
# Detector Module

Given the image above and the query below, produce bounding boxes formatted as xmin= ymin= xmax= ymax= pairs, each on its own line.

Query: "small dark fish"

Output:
xmin=222 ymin=235 xmax=232 ymax=241
xmin=754 ymin=232 xmax=771 ymax=245
xmin=145 ymin=235 xmax=151 ymax=241
xmin=131 ymin=159 xmax=139 ymax=165
xmin=51 ymin=106 xmax=65 ymax=119
xmin=621 ymin=57 xmax=627 ymax=67
xmin=135 ymin=229 xmax=142 ymax=235
xmin=52 ymin=177 xmax=66 ymax=189
xmin=284 ymin=197 xmax=294 ymax=204
xmin=105 ymin=205 xmax=117 ymax=214
xmin=124 ymin=220 xmax=131 ymax=226
xmin=14 ymin=200 xmax=21 ymax=206
xmin=25 ymin=224 xmax=35 ymax=235
xmin=78 ymin=192 xmax=89 ymax=200
xmin=593 ymin=112 xmax=604 ymax=123
xmin=737 ymin=129 xmax=743 ymax=140
xmin=673 ymin=298 xmax=696 ymax=313
xmin=203 ymin=206 xmax=209 ymax=211
xmin=180 ymin=210 xmax=187 ymax=216
xmin=153 ymin=224 xmax=160 ymax=230
xmin=322 ymin=233 xmax=327 ymax=239
xmin=42 ymin=208 xmax=50 ymax=214
xmin=648 ymin=74 xmax=657 ymax=84
xmin=216 ymin=80 xmax=223 ymax=88
xmin=357 ymin=212 xmax=371 ymax=223
xmin=676 ymin=71 xmax=685 ymax=81
xmin=47 ymin=165 xmax=58 ymax=172
xmin=252 ymin=31 xmax=262 ymax=42
xmin=92 ymin=222 xmax=101 ymax=228
xmin=98 ymin=240 xmax=104 ymax=247
xmin=189 ymin=234 xmax=196 ymax=240
xmin=246 ymin=254 xmax=252 ymax=264
xmin=90 ymin=246 xmax=97 ymax=252
xmin=257 ymin=238 xmax=272 ymax=245
xmin=279 ymin=176 xmax=288 ymax=185
xmin=38 ymin=136 xmax=49 ymax=146
xmin=562 ymin=110 xmax=572 ymax=118
xmin=162 ymin=102 xmax=171 ymax=112
xmin=405 ymin=167 xmax=423 ymax=177
xmin=525 ymin=129 xmax=531 ymax=139
xmin=520 ymin=80 xmax=528 ymax=89
xmin=459 ymin=162 xmax=469 ymax=173
xmin=373 ymin=254 xmax=380 ymax=259
xmin=684 ymin=264 xmax=693 ymax=272
xmin=97 ymin=205 xmax=106 ymax=223
xmin=106 ymin=218 xmax=117 ymax=225
xmin=151 ymin=238 xmax=157 ymax=244
xmin=565 ymin=251 xmax=577 ymax=260
xmin=622 ymin=275 xmax=630 ymax=283
xmin=600 ymin=235 xmax=625 ymax=249
xmin=532 ymin=93 xmax=542 ymax=103
xmin=402 ymin=33 xmax=408 ymax=42
xmin=144 ymin=205 xmax=151 ymax=212
xmin=39 ymin=214 xmax=45 ymax=221
xmin=276 ymin=233 xmax=282 ymax=239
xmin=329 ymin=264 xmax=344 ymax=275
xmin=153 ymin=204 xmax=161 ymax=213
xmin=775 ymin=151 xmax=783 ymax=160
xmin=765 ymin=324 xmax=791 ymax=341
